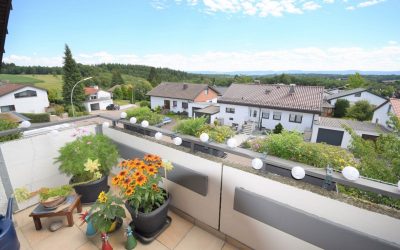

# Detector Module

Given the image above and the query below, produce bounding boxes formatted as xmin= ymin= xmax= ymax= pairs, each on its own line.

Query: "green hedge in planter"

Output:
xmin=126 ymin=107 xmax=163 ymax=125
xmin=0 ymin=120 xmax=21 ymax=142
xmin=21 ymin=113 xmax=50 ymax=123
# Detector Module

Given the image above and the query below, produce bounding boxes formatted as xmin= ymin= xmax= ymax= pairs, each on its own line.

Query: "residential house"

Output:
xmin=83 ymin=86 xmax=113 ymax=112
xmin=371 ymin=98 xmax=400 ymax=129
xmin=311 ymin=117 xmax=388 ymax=148
xmin=326 ymin=88 xmax=387 ymax=107
xmin=147 ymin=82 xmax=220 ymax=117
xmin=0 ymin=83 xmax=49 ymax=113
xmin=217 ymin=84 xmax=324 ymax=133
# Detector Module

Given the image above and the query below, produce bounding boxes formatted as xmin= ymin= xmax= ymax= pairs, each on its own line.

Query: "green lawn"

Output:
xmin=0 ymin=74 xmax=63 ymax=92
xmin=114 ymin=99 xmax=130 ymax=106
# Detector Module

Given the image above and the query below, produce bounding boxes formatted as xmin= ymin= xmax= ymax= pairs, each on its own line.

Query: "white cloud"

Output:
xmin=346 ymin=0 xmax=385 ymax=10
xmin=323 ymin=0 xmax=334 ymax=3
xmin=5 ymin=45 xmax=400 ymax=71
xmin=302 ymin=1 xmax=321 ymax=10
xmin=388 ymin=40 xmax=398 ymax=45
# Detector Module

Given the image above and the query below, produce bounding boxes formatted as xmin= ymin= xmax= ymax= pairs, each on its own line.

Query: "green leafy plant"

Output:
xmin=89 ymin=191 xmax=126 ymax=233
xmin=39 ymin=185 xmax=72 ymax=201
xmin=139 ymin=100 xmax=150 ymax=108
xmin=273 ymin=123 xmax=283 ymax=134
xmin=55 ymin=134 xmax=119 ymax=182
xmin=126 ymin=107 xmax=163 ymax=125
xmin=174 ymin=117 xmax=207 ymax=136
xmin=346 ymin=100 xmax=374 ymax=121
xmin=198 ymin=124 xmax=235 ymax=143
xmin=21 ymin=113 xmax=50 ymax=123
xmin=333 ymin=99 xmax=350 ymax=118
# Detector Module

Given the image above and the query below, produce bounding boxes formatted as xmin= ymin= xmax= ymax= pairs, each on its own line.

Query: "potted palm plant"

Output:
xmin=113 ymin=154 xmax=173 ymax=238
xmin=55 ymin=133 xmax=119 ymax=203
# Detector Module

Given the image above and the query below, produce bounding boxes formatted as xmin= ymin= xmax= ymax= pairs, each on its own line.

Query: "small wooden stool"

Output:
xmin=29 ymin=195 xmax=82 ymax=230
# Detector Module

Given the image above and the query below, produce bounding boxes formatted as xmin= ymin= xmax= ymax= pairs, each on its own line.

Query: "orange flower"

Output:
xmin=118 ymin=170 xmax=128 ymax=177
xmin=118 ymin=160 xmax=127 ymax=167
xmin=147 ymin=165 xmax=158 ymax=176
xmin=111 ymin=176 xmax=121 ymax=185
xmin=122 ymin=177 xmax=132 ymax=188
xmin=144 ymin=154 xmax=153 ymax=161
xmin=125 ymin=187 xmax=134 ymax=196
xmin=155 ymin=161 xmax=162 ymax=168
xmin=133 ymin=170 xmax=142 ymax=179
xmin=135 ymin=174 xmax=147 ymax=186
xmin=151 ymin=183 xmax=159 ymax=192
xmin=139 ymin=163 xmax=147 ymax=171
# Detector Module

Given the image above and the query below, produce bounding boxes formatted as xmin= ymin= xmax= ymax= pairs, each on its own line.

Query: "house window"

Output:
xmin=387 ymin=104 xmax=392 ymax=114
xmin=1 ymin=105 xmax=16 ymax=112
xmin=226 ymin=107 xmax=235 ymax=113
xmin=182 ymin=102 xmax=188 ymax=109
xmin=14 ymin=90 xmax=37 ymax=98
xmin=354 ymin=92 xmax=361 ymax=97
xmin=289 ymin=114 xmax=303 ymax=123
xmin=273 ymin=112 xmax=281 ymax=120
xmin=262 ymin=112 xmax=269 ymax=119
xmin=90 ymin=95 xmax=97 ymax=100
xmin=173 ymin=101 xmax=177 ymax=107
xmin=229 ymin=117 xmax=234 ymax=121
xmin=252 ymin=110 xmax=257 ymax=118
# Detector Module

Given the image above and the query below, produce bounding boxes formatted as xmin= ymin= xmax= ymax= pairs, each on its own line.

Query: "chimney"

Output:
xmin=289 ymin=84 xmax=295 ymax=95
xmin=94 ymin=85 xmax=99 ymax=90
xmin=265 ymin=89 xmax=271 ymax=94
xmin=183 ymin=84 xmax=188 ymax=90
xmin=254 ymin=80 xmax=261 ymax=85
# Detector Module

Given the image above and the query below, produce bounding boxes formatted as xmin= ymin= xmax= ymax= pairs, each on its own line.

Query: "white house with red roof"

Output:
xmin=0 ymin=83 xmax=49 ymax=113
xmin=372 ymin=98 xmax=400 ymax=129
xmin=83 ymin=86 xmax=113 ymax=112
xmin=217 ymin=83 xmax=324 ymax=133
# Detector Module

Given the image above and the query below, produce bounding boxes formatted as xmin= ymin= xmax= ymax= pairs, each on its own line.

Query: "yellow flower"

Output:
xmin=84 ymin=159 xmax=101 ymax=173
xmin=98 ymin=191 xmax=107 ymax=203
xmin=162 ymin=160 xmax=174 ymax=172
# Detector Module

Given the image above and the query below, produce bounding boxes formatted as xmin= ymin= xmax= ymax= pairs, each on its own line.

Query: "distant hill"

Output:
xmin=191 ymin=70 xmax=400 ymax=76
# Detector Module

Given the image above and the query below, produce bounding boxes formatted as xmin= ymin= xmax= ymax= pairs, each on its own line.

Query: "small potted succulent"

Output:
xmin=55 ymin=133 xmax=119 ymax=203
xmin=88 ymin=191 xmax=126 ymax=234
xmin=113 ymin=154 xmax=173 ymax=238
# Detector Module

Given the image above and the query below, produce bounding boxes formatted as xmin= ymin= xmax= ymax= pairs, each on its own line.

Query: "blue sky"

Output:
xmin=4 ymin=0 xmax=400 ymax=71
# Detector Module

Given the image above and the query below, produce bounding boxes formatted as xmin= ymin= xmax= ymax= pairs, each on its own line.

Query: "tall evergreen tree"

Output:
xmin=147 ymin=67 xmax=160 ymax=86
xmin=111 ymin=70 xmax=124 ymax=86
xmin=62 ymin=45 xmax=84 ymax=105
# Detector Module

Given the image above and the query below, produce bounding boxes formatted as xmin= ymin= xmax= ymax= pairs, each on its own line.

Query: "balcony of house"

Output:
xmin=0 ymin=115 xmax=399 ymax=250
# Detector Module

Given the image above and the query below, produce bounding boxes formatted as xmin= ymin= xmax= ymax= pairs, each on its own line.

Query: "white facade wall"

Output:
xmin=150 ymin=96 xmax=191 ymax=114
xmin=372 ymin=102 xmax=392 ymax=128
xmin=329 ymin=91 xmax=386 ymax=107
xmin=0 ymin=87 xmax=49 ymax=113
xmin=189 ymin=102 xmax=216 ymax=117
xmin=219 ymin=103 xmax=316 ymax=132
xmin=84 ymin=90 xmax=113 ymax=112
xmin=96 ymin=90 xmax=112 ymax=99
xmin=310 ymin=125 xmax=381 ymax=149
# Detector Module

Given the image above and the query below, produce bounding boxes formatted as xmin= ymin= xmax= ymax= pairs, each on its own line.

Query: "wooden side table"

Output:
xmin=29 ymin=195 xmax=82 ymax=230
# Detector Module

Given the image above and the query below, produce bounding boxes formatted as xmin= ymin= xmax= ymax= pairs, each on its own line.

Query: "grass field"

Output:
xmin=0 ymin=74 xmax=63 ymax=92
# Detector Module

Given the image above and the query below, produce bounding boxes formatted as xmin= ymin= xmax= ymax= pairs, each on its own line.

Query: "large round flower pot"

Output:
xmin=70 ymin=175 xmax=109 ymax=204
xmin=125 ymin=194 xmax=171 ymax=237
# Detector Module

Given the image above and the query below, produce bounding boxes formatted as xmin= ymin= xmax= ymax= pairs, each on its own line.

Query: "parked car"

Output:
xmin=106 ymin=104 xmax=120 ymax=110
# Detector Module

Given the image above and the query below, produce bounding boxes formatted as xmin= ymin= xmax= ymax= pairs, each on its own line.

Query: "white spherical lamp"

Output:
xmin=173 ymin=137 xmax=182 ymax=146
xmin=291 ymin=166 xmax=306 ymax=180
xmin=200 ymin=133 xmax=209 ymax=143
xmin=141 ymin=120 xmax=149 ymax=128
xmin=251 ymin=158 xmax=263 ymax=170
xmin=227 ymin=138 xmax=237 ymax=148
xmin=102 ymin=122 xmax=110 ymax=128
xmin=129 ymin=117 xmax=137 ymax=124
xmin=342 ymin=166 xmax=360 ymax=181
xmin=19 ymin=120 xmax=31 ymax=128
xmin=120 ymin=112 xmax=127 ymax=119
xmin=155 ymin=132 xmax=163 ymax=140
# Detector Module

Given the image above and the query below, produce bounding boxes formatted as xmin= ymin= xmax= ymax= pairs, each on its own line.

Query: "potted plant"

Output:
xmin=113 ymin=154 xmax=173 ymax=238
xmin=88 ymin=191 xmax=126 ymax=234
xmin=55 ymin=133 xmax=119 ymax=203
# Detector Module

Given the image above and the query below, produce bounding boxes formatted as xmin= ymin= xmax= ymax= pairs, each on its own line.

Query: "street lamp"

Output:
xmin=70 ymin=77 xmax=93 ymax=117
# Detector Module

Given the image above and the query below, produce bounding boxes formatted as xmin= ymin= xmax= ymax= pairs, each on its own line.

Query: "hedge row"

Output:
xmin=21 ymin=113 xmax=50 ymax=123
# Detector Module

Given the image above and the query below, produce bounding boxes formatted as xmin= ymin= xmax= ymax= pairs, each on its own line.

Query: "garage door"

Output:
xmin=316 ymin=128 xmax=344 ymax=146
xmin=90 ymin=103 xmax=100 ymax=111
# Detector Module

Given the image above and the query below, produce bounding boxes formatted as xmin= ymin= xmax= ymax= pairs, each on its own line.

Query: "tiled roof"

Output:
xmin=147 ymin=82 xmax=220 ymax=101
xmin=317 ymin=117 xmax=389 ymax=133
xmin=84 ymin=87 xmax=98 ymax=95
xmin=218 ymin=84 xmax=324 ymax=113
xmin=390 ymin=98 xmax=400 ymax=118
xmin=0 ymin=83 xmax=30 ymax=97
xmin=195 ymin=105 xmax=220 ymax=115
xmin=326 ymin=88 xmax=367 ymax=100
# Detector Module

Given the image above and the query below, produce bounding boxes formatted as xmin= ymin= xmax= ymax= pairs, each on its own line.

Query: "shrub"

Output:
xmin=0 ymin=119 xmax=22 ymax=142
xmin=333 ymin=99 xmax=350 ymax=118
xmin=198 ymin=124 xmax=235 ymax=143
xmin=139 ymin=100 xmax=150 ymax=108
xmin=54 ymin=105 xmax=65 ymax=116
xmin=55 ymin=134 xmax=119 ymax=182
xmin=346 ymin=100 xmax=374 ymax=121
xmin=21 ymin=113 xmax=50 ymax=123
xmin=126 ymin=107 xmax=163 ymax=125
xmin=153 ymin=106 xmax=162 ymax=114
xmin=273 ymin=123 xmax=283 ymax=134
xmin=174 ymin=117 xmax=207 ymax=136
